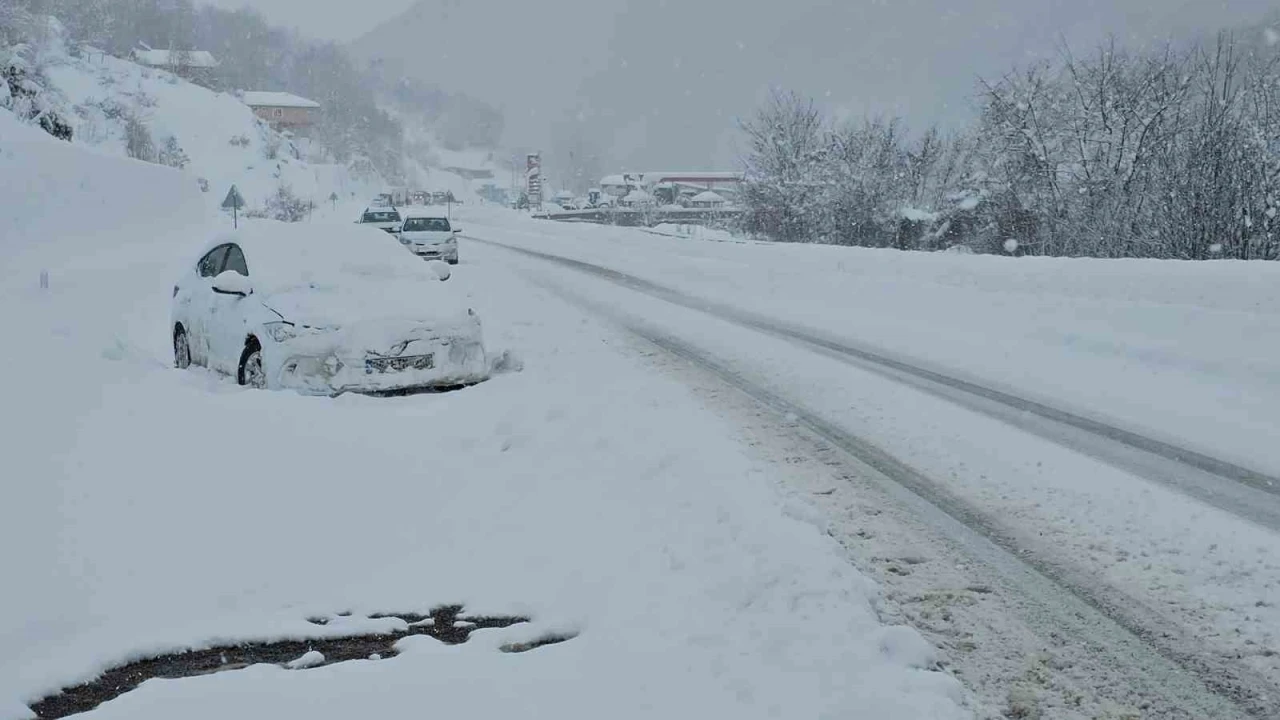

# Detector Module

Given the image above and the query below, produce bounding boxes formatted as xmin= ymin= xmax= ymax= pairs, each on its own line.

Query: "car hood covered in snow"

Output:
xmin=259 ymin=280 xmax=473 ymax=333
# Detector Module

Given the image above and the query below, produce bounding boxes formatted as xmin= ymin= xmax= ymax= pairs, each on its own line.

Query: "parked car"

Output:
xmin=398 ymin=212 xmax=460 ymax=264
xmin=171 ymin=223 xmax=489 ymax=395
xmin=358 ymin=207 xmax=402 ymax=233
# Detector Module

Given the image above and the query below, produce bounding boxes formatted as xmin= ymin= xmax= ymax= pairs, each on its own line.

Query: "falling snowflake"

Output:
xmin=1003 ymin=238 xmax=1019 ymax=254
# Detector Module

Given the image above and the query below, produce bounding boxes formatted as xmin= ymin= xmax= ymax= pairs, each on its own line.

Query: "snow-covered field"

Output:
xmin=0 ymin=113 xmax=966 ymax=719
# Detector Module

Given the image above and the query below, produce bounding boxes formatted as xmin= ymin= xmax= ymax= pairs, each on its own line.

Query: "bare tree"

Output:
xmin=739 ymin=90 xmax=828 ymax=242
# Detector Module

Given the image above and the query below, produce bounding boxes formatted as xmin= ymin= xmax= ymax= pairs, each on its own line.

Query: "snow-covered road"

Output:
xmin=458 ymin=209 xmax=1280 ymax=719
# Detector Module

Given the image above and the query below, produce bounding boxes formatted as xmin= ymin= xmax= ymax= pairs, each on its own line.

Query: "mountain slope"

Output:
xmin=6 ymin=19 xmax=385 ymax=215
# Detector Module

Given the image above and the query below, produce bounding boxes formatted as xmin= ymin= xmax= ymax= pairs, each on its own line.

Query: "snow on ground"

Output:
xmin=456 ymin=208 xmax=1280 ymax=689
xmin=0 ymin=124 xmax=967 ymax=719
xmin=647 ymin=223 xmax=742 ymax=244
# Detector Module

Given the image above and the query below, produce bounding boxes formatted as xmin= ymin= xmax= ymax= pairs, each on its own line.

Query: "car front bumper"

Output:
xmin=410 ymin=242 xmax=458 ymax=262
xmin=266 ymin=320 xmax=488 ymax=395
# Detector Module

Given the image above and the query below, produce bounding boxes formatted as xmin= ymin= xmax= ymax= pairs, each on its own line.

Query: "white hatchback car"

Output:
xmin=171 ymin=222 xmax=488 ymax=395
xmin=398 ymin=212 xmax=459 ymax=264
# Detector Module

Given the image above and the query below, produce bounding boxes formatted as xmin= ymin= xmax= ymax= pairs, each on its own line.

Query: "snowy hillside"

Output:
xmin=7 ymin=21 xmax=385 ymax=216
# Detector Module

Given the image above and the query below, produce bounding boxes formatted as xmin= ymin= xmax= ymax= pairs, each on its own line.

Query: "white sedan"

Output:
xmin=170 ymin=222 xmax=489 ymax=395
xmin=398 ymin=212 xmax=460 ymax=264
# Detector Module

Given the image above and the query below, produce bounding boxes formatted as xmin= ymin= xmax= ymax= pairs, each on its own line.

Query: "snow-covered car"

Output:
xmin=398 ymin=212 xmax=460 ymax=264
xmin=358 ymin=207 xmax=402 ymax=234
xmin=171 ymin=223 xmax=488 ymax=395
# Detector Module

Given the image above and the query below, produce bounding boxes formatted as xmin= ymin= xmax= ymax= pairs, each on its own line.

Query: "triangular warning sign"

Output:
xmin=222 ymin=185 xmax=245 ymax=210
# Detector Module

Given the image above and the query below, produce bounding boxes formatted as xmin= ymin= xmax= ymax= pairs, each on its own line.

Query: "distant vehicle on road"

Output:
xmin=358 ymin=207 xmax=402 ymax=234
xmin=399 ymin=211 xmax=460 ymax=264
xmin=171 ymin=224 xmax=488 ymax=395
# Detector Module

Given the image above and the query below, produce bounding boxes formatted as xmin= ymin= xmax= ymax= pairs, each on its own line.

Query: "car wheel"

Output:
xmin=174 ymin=326 xmax=191 ymax=369
xmin=238 ymin=341 xmax=267 ymax=389
xmin=447 ymin=258 xmax=459 ymax=265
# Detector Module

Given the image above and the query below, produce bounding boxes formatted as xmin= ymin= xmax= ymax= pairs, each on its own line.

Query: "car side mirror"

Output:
xmin=211 ymin=270 xmax=253 ymax=297
xmin=452 ymin=228 xmax=462 ymax=235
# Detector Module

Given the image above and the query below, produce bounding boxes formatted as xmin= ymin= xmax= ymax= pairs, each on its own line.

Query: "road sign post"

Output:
xmin=222 ymin=185 xmax=245 ymax=229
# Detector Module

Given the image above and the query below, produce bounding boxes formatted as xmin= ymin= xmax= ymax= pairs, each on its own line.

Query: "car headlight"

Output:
xmin=264 ymin=321 xmax=298 ymax=342
xmin=263 ymin=322 xmax=337 ymax=343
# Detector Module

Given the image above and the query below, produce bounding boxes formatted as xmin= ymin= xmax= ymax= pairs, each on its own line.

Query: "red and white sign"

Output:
xmin=526 ymin=153 xmax=542 ymax=205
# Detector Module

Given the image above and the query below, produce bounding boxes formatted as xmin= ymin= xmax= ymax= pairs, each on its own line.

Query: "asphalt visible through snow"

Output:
xmin=471 ymin=234 xmax=1280 ymax=719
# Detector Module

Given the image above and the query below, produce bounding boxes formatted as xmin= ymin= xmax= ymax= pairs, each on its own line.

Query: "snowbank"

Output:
xmin=0 ymin=107 xmax=210 ymax=279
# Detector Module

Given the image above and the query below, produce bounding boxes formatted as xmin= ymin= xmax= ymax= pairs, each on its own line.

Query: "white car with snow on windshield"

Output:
xmin=171 ymin=223 xmax=488 ymax=394
xmin=398 ymin=212 xmax=460 ymax=264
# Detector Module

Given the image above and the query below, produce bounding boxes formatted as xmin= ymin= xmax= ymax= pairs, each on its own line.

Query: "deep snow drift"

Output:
xmin=0 ymin=113 xmax=966 ymax=719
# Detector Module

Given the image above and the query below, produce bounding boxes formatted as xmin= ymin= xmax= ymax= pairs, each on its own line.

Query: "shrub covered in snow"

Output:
xmin=1 ymin=36 xmax=73 ymax=141
xmin=123 ymin=113 xmax=154 ymax=162
xmin=247 ymin=183 xmax=311 ymax=223
xmin=158 ymin=135 xmax=189 ymax=169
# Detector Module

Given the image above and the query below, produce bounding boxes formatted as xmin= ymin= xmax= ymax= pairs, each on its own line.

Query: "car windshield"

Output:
xmin=402 ymin=218 xmax=450 ymax=232
xmin=362 ymin=211 xmax=399 ymax=222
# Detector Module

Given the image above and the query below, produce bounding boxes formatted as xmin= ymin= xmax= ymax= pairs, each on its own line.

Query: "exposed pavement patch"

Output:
xmin=29 ymin=605 xmax=576 ymax=719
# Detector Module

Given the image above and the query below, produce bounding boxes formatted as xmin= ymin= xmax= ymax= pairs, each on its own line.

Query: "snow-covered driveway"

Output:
xmin=0 ymin=133 xmax=965 ymax=719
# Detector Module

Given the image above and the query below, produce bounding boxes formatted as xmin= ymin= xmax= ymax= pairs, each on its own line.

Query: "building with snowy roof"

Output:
xmin=131 ymin=46 xmax=220 ymax=85
xmin=240 ymin=92 xmax=321 ymax=131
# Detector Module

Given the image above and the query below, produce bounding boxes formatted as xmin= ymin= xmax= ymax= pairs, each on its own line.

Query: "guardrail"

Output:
xmin=534 ymin=206 xmax=743 ymax=228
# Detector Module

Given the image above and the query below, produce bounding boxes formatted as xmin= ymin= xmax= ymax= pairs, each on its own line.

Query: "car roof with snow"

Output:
xmin=197 ymin=220 xmax=442 ymax=295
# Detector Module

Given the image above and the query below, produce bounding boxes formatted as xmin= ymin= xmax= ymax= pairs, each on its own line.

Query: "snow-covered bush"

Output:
xmin=123 ymin=114 xmax=155 ymax=162
xmin=1 ymin=33 xmax=73 ymax=141
xmin=158 ymin=135 xmax=189 ymax=169
xmin=248 ymin=184 xmax=310 ymax=223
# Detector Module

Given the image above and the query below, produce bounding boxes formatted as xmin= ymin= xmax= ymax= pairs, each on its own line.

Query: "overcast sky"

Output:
xmin=208 ymin=0 xmax=1278 ymax=173
xmin=202 ymin=0 xmax=419 ymax=41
